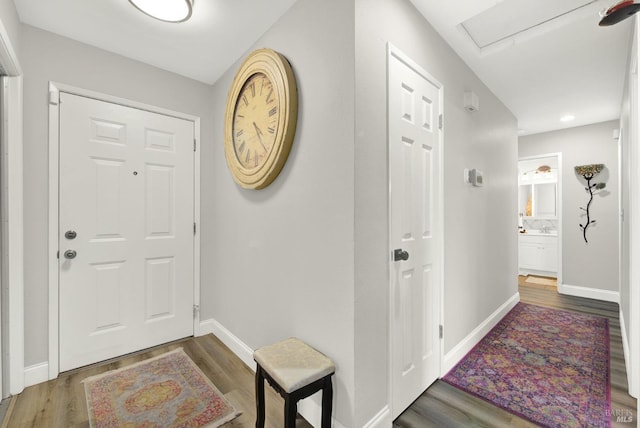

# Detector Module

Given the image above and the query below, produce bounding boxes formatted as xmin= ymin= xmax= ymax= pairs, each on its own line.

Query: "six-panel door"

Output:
xmin=59 ymin=93 xmax=195 ymax=371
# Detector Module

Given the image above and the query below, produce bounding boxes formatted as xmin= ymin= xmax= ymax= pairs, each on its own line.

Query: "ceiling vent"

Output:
xmin=461 ymin=0 xmax=597 ymax=49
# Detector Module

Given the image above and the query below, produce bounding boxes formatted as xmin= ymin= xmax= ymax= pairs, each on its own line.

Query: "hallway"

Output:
xmin=393 ymin=279 xmax=637 ymax=427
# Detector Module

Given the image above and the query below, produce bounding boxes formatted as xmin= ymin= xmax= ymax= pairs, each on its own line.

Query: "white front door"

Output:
xmin=58 ymin=93 xmax=195 ymax=371
xmin=388 ymin=47 xmax=443 ymax=419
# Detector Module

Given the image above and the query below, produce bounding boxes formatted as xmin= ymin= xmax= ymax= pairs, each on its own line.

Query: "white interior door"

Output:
xmin=388 ymin=47 xmax=442 ymax=419
xmin=59 ymin=93 xmax=194 ymax=372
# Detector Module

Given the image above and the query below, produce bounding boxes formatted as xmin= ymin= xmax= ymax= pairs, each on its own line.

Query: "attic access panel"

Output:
xmin=462 ymin=0 xmax=596 ymax=49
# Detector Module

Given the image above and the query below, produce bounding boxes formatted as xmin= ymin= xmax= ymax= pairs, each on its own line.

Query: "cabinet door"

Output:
xmin=519 ymin=237 xmax=557 ymax=272
xmin=519 ymin=241 xmax=542 ymax=270
xmin=539 ymin=241 xmax=558 ymax=271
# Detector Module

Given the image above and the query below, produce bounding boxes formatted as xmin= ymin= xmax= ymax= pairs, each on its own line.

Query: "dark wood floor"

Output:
xmin=2 ymin=335 xmax=313 ymax=428
xmin=3 ymin=276 xmax=636 ymax=427
xmin=393 ymin=276 xmax=638 ymax=428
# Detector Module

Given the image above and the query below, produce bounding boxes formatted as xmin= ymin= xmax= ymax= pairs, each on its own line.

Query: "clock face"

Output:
xmin=232 ymin=73 xmax=280 ymax=170
xmin=224 ymin=48 xmax=297 ymax=189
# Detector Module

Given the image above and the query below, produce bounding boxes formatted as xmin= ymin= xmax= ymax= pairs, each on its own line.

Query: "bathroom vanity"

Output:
xmin=518 ymin=155 xmax=560 ymax=278
xmin=518 ymin=232 xmax=558 ymax=276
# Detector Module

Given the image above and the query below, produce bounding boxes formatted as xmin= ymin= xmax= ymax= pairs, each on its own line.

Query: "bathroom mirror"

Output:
xmin=535 ymin=183 xmax=556 ymax=217
xmin=518 ymin=182 xmax=557 ymax=218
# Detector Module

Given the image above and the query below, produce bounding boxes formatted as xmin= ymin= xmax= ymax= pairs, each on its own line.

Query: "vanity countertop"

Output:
xmin=519 ymin=229 xmax=558 ymax=237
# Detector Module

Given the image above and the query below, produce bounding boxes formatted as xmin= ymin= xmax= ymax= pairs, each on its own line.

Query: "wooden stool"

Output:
xmin=254 ymin=337 xmax=335 ymax=428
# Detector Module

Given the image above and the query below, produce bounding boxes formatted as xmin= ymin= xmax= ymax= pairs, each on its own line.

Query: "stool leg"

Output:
xmin=255 ymin=365 xmax=265 ymax=428
xmin=284 ymin=395 xmax=297 ymax=428
xmin=321 ymin=376 xmax=333 ymax=428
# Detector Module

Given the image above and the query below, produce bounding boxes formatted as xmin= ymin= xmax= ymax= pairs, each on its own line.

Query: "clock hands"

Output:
xmin=253 ymin=121 xmax=269 ymax=153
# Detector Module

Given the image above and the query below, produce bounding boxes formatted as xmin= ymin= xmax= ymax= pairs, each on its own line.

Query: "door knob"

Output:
xmin=393 ymin=249 xmax=409 ymax=261
xmin=64 ymin=250 xmax=77 ymax=260
xmin=65 ymin=230 xmax=77 ymax=239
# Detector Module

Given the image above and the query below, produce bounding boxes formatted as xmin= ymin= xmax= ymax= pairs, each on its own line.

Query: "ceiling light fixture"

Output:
xmin=129 ymin=0 xmax=194 ymax=23
xmin=599 ymin=0 xmax=640 ymax=26
xmin=560 ymin=114 xmax=576 ymax=122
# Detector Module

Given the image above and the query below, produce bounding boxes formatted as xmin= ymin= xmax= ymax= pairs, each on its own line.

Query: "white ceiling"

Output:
xmin=13 ymin=0 xmax=299 ymax=85
xmin=409 ymin=0 xmax=634 ymax=135
xmin=13 ymin=0 xmax=634 ymax=136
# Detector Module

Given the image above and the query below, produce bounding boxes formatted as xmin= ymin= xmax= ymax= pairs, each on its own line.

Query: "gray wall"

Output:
xmin=205 ymin=0 xmax=356 ymax=425
xmin=16 ymin=1 xmax=521 ymax=424
xmin=354 ymin=0 xmax=518 ymax=423
xmin=20 ymin=24 xmax=214 ymax=366
xmin=519 ymin=121 xmax=620 ymax=292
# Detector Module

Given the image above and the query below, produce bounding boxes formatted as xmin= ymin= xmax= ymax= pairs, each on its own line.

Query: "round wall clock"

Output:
xmin=224 ymin=48 xmax=298 ymax=189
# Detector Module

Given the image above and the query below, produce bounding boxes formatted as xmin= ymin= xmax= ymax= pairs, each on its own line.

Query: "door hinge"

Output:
xmin=194 ymin=139 xmax=197 ymax=152
xmin=438 ymin=114 xmax=443 ymax=130
xmin=57 ymin=250 xmax=59 ymax=259
xmin=194 ymin=222 xmax=197 ymax=235
xmin=439 ymin=324 xmax=443 ymax=339
xmin=49 ymin=90 xmax=59 ymax=106
xmin=193 ymin=304 xmax=200 ymax=319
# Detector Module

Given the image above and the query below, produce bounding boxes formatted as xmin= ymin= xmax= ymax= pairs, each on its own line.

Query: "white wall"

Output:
xmin=618 ymin=16 xmax=639 ymax=398
xmin=354 ymin=0 xmax=518 ymax=424
xmin=619 ymin=30 xmax=632 ymax=369
xmin=204 ymin=0 xmax=356 ymax=425
xmin=519 ymin=121 xmax=620 ymax=296
xmin=20 ymin=24 xmax=214 ymax=366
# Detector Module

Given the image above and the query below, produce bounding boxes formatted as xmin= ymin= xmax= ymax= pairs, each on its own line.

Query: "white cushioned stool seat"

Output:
xmin=254 ymin=337 xmax=335 ymax=428
xmin=254 ymin=337 xmax=335 ymax=393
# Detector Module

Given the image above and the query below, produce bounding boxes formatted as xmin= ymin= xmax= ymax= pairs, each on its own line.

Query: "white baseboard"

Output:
xmin=195 ymin=317 xmax=214 ymax=337
xmin=24 ymin=362 xmax=48 ymax=388
xmin=443 ymin=292 xmax=520 ymax=374
xmin=619 ymin=309 xmax=636 ymax=398
xmin=200 ymin=318 xmax=347 ymax=427
xmin=200 ymin=318 xmax=256 ymax=371
xmin=362 ymin=405 xmax=392 ymax=428
xmin=558 ymin=283 xmax=619 ymax=303
xmin=519 ymin=268 xmax=557 ymax=278
xmin=298 ymin=398 xmax=347 ymax=428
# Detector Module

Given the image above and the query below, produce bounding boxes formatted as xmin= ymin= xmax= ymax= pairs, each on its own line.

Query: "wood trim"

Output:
xmin=558 ymin=283 xmax=620 ymax=304
xmin=0 ymin=10 xmax=22 ymax=398
xmin=517 ymin=152 xmax=562 ymax=286
xmin=23 ymin=362 xmax=48 ymax=387
xmin=206 ymin=318 xmax=256 ymax=371
xmin=2 ymin=76 xmax=24 ymax=395
xmin=629 ymin=18 xmax=640 ymax=397
xmin=192 ymin=118 xmax=201 ymax=335
xmin=47 ymin=82 xmax=60 ymax=379
xmin=442 ymin=292 xmax=520 ymax=375
xmin=362 ymin=406 xmax=392 ymax=428
xmin=47 ymin=82 xmax=201 ymax=380
xmin=619 ymin=307 xmax=633 ymax=395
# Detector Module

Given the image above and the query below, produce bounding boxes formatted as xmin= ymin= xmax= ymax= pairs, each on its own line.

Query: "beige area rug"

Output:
xmin=83 ymin=348 xmax=240 ymax=428
xmin=525 ymin=276 xmax=557 ymax=286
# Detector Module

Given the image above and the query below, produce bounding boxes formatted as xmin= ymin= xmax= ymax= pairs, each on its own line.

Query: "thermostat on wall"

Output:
xmin=469 ymin=169 xmax=483 ymax=187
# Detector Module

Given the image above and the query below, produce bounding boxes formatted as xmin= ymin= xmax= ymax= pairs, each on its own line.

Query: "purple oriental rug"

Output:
xmin=443 ymin=303 xmax=610 ymax=428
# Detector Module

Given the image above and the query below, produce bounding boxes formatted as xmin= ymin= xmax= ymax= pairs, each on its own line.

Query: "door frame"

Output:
xmin=517 ymin=152 xmax=563 ymax=284
xmin=47 ymin=82 xmax=201 ymax=379
xmin=386 ymin=43 xmax=445 ymax=417
xmin=0 ymin=14 xmax=23 ymax=397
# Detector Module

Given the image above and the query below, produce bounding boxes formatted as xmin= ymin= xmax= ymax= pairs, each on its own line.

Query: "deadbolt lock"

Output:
xmin=65 ymin=230 xmax=77 ymax=240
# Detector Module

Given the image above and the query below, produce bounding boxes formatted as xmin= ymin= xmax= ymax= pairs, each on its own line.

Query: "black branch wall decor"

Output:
xmin=575 ymin=164 xmax=606 ymax=244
